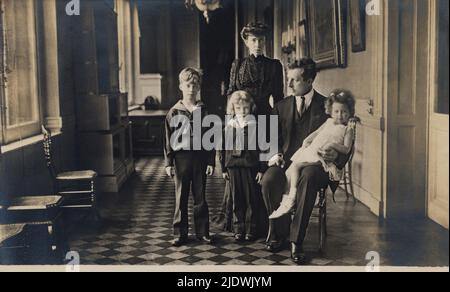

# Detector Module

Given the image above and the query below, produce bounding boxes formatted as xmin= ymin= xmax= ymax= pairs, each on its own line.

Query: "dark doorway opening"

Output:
xmin=200 ymin=0 xmax=236 ymax=118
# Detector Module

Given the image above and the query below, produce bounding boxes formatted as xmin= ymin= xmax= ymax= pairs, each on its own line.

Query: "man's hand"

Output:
xmin=268 ymin=155 xmax=285 ymax=168
xmin=222 ymin=172 xmax=229 ymax=181
xmin=165 ymin=166 xmax=175 ymax=178
xmin=255 ymin=172 xmax=264 ymax=185
xmin=206 ymin=165 xmax=215 ymax=176
xmin=318 ymin=147 xmax=339 ymax=163
xmin=269 ymin=95 xmax=275 ymax=109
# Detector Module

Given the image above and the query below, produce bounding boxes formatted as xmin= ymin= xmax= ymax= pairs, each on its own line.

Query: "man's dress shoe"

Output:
xmin=266 ymin=241 xmax=285 ymax=253
xmin=291 ymin=242 xmax=307 ymax=265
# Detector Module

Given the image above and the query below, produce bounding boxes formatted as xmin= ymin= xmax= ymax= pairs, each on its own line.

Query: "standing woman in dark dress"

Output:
xmin=213 ymin=22 xmax=284 ymax=236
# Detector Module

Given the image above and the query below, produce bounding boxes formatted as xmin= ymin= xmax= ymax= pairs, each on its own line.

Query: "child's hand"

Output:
xmin=222 ymin=172 xmax=229 ymax=181
xmin=206 ymin=165 xmax=215 ymax=176
xmin=165 ymin=166 xmax=174 ymax=178
xmin=255 ymin=172 xmax=264 ymax=185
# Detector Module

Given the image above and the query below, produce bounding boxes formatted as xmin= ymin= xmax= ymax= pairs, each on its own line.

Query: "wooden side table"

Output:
xmin=129 ymin=110 xmax=168 ymax=156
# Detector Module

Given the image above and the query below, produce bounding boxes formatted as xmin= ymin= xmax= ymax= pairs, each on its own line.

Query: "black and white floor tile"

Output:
xmin=68 ymin=158 xmax=449 ymax=266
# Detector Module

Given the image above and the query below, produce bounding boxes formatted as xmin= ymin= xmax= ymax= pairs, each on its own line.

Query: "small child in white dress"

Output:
xmin=269 ymin=90 xmax=356 ymax=219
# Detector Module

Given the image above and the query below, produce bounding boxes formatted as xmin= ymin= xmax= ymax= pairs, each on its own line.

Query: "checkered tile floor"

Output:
xmin=68 ymin=158 xmax=448 ymax=266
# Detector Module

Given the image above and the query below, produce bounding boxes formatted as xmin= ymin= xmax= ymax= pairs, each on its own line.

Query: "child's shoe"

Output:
xmin=269 ymin=195 xmax=295 ymax=219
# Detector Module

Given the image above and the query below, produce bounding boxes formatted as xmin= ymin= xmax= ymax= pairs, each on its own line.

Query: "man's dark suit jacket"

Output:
xmin=272 ymin=91 xmax=350 ymax=191
xmin=274 ymin=92 xmax=328 ymax=159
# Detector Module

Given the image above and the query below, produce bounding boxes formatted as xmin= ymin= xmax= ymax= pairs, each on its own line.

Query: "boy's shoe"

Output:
xmin=234 ymin=234 xmax=244 ymax=242
xmin=245 ymin=234 xmax=256 ymax=242
xmin=172 ymin=236 xmax=188 ymax=247
xmin=197 ymin=235 xmax=215 ymax=245
xmin=269 ymin=195 xmax=295 ymax=219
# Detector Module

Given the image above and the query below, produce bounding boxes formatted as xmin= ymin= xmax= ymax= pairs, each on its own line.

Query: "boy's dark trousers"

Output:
xmin=173 ymin=151 xmax=210 ymax=238
xmin=228 ymin=167 xmax=259 ymax=236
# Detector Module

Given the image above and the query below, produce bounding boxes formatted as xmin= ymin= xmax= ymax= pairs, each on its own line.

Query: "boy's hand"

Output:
xmin=255 ymin=172 xmax=264 ymax=185
xmin=165 ymin=166 xmax=174 ymax=178
xmin=206 ymin=165 xmax=215 ymax=176
xmin=222 ymin=172 xmax=229 ymax=181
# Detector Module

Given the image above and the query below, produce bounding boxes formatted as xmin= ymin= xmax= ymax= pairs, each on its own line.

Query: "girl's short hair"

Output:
xmin=227 ymin=91 xmax=257 ymax=115
xmin=325 ymin=90 xmax=356 ymax=117
xmin=179 ymin=67 xmax=203 ymax=85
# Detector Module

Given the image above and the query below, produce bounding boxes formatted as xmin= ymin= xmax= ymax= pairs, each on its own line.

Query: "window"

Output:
xmin=0 ymin=0 xmax=41 ymax=145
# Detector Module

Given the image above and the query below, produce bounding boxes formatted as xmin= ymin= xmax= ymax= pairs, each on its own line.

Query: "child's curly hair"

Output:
xmin=227 ymin=91 xmax=257 ymax=116
xmin=325 ymin=89 xmax=356 ymax=117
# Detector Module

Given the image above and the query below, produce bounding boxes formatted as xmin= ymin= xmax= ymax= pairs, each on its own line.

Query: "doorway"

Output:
xmin=199 ymin=0 xmax=236 ymax=118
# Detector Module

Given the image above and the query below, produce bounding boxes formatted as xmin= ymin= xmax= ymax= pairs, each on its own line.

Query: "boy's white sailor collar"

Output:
xmin=173 ymin=100 xmax=205 ymax=112
xmin=227 ymin=116 xmax=257 ymax=129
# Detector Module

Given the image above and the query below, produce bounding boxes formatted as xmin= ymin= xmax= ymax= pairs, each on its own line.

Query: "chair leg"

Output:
xmin=348 ymin=164 xmax=357 ymax=205
xmin=266 ymin=220 xmax=272 ymax=244
xmin=343 ymin=167 xmax=350 ymax=199
xmin=318 ymin=207 xmax=323 ymax=252
xmin=318 ymin=190 xmax=326 ymax=253
xmin=90 ymin=179 xmax=102 ymax=223
xmin=323 ymin=202 xmax=328 ymax=236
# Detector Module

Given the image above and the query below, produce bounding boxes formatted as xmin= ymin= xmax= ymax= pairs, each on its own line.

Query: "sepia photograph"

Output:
xmin=0 ymin=0 xmax=448 ymax=275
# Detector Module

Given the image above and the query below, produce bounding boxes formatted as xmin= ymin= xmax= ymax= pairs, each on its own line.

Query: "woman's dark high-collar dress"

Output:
xmin=227 ymin=55 xmax=284 ymax=115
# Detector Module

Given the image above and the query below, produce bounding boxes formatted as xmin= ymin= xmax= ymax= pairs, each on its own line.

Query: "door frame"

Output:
xmin=425 ymin=0 xmax=449 ymax=228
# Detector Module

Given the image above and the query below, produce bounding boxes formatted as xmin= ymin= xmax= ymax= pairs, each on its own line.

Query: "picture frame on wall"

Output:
xmin=349 ymin=0 xmax=366 ymax=52
xmin=305 ymin=0 xmax=347 ymax=69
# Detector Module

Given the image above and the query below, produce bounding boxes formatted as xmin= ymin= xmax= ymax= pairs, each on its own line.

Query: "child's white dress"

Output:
xmin=290 ymin=118 xmax=348 ymax=181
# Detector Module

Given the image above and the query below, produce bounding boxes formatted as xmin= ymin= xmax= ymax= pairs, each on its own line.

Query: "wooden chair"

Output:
xmin=336 ymin=117 xmax=360 ymax=205
xmin=0 ymin=195 xmax=66 ymax=264
xmin=42 ymin=126 xmax=100 ymax=221
xmin=317 ymin=117 xmax=360 ymax=252
xmin=0 ymin=223 xmax=28 ymax=264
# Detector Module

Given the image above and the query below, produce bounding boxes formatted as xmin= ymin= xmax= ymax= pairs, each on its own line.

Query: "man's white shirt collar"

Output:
xmin=296 ymin=89 xmax=315 ymax=109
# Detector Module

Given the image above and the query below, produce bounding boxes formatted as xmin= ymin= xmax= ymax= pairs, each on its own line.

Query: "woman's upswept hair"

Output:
xmin=325 ymin=89 xmax=356 ymax=117
xmin=227 ymin=91 xmax=256 ymax=116
xmin=240 ymin=22 xmax=269 ymax=41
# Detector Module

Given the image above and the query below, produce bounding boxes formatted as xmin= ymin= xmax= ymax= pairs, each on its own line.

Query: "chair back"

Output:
xmin=347 ymin=117 xmax=360 ymax=164
xmin=42 ymin=126 xmax=56 ymax=180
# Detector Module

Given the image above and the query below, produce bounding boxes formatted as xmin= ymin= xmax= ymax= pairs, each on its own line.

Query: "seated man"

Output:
xmin=260 ymin=58 xmax=349 ymax=265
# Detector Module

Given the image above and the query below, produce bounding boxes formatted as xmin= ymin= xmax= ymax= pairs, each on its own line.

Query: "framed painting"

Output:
xmin=305 ymin=0 xmax=347 ymax=69
xmin=349 ymin=0 xmax=366 ymax=52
